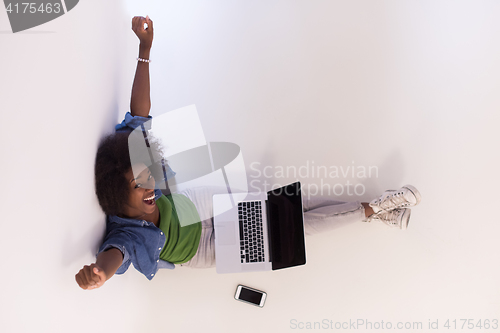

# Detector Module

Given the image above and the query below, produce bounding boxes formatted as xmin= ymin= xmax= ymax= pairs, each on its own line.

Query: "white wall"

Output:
xmin=1 ymin=1 xmax=499 ymax=332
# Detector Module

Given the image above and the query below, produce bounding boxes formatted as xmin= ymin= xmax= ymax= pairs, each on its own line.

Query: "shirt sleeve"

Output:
xmin=96 ymin=231 xmax=133 ymax=275
xmin=115 ymin=112 xmax=152 ymax=132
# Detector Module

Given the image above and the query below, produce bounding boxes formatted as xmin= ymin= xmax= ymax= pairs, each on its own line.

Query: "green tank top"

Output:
xmin=156 ymin=194 xmax=202 ymax=264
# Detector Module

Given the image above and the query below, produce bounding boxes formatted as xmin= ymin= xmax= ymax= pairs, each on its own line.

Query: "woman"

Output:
xmin=75 ymin=16 xmax=421 ymax=290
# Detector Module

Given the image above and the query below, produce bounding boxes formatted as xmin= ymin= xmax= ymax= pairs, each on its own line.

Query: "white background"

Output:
xmin=1 ymin=1 xmax=499 ymax=332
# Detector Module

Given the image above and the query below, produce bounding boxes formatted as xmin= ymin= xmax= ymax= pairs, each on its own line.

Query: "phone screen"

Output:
xmin=239 ymin=287 xmax=263 ymax=305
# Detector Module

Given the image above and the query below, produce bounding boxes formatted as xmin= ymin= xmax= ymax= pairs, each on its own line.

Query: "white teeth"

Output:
xmin=144 ymin=195 xmax=155 ymax=201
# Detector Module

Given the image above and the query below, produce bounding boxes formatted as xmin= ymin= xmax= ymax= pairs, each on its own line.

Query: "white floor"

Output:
xmin=1 ymin=1 xmax=499 ymax=332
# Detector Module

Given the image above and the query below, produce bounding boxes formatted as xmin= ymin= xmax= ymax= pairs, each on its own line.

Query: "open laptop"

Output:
xmin=213 ymin=181 xmax=306 ymax=274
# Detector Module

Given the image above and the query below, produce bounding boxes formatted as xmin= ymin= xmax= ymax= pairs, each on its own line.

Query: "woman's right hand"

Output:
xmin=75 ymin=263 xmax=107 ymax=290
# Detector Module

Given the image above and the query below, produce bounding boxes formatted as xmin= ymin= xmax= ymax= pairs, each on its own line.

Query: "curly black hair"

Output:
xmin=94 ymin=129 xmax=166 ymax=216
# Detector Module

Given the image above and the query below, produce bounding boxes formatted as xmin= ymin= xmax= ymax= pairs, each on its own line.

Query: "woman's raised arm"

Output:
xmin=130 ymin=16 xmax=154 ymax=118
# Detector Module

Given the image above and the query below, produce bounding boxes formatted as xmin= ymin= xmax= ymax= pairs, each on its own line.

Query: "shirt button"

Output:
xmin=157 ymin=259 xmax=159 ymax=262
xmin=158 ymin=247 xmax=162 ymax=250
xmin=160 ymin=232 xmax=163 ymax=235
xmin=151 ymin=274 xmax=154 ymax=276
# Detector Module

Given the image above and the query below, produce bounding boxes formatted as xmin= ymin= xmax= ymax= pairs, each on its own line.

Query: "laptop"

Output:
xmin=213 ymin=181 xmax=306 ymax=274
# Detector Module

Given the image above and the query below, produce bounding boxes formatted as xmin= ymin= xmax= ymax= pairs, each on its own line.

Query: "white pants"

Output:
xmin=178 ymin=186 xmax=365 ymax=268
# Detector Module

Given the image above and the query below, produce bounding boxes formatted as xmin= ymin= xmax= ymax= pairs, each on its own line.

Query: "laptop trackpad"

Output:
xmin=216 ymin=222 xmax=237 ymax=246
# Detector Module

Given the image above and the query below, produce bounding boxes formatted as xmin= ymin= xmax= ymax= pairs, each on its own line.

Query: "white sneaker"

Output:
xmin=369 ymin=185 xmax=421 ymax=213
xmin=365 ymin=208 xmax=411 ymax=230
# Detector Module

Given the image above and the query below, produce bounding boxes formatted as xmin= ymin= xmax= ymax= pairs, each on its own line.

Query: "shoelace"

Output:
xmin=375 ymin=191 xmax=408 ymax=211
xmin=365 ymin=209 xmax=401 ymax=226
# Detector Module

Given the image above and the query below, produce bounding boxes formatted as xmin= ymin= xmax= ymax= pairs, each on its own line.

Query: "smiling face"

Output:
xmin=120 ymin=163 xmax=158 ymax=219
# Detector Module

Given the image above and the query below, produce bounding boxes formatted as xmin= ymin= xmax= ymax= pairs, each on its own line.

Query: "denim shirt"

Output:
xmin=96 ymin=112 xmax=177 ymax=280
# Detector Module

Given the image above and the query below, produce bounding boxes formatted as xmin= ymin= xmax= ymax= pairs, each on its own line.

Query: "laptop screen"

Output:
xmin=266 ymin=182 xmax=306 ymax=270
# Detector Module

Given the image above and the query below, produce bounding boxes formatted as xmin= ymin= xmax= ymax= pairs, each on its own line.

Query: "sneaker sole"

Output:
xmin=402 ymin=184 xmax=422 ymax=206
xmin=400 ymin=208 xmax=411 ymax=230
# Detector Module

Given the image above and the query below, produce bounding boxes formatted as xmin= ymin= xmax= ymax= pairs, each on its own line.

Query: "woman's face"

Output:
xmin=121 ymin=163 xmax=157 ymax=219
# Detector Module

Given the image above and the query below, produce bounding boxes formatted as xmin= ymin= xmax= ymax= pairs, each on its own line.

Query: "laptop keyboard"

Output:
xmin=239 ymin=201 xmax=265 ymax=263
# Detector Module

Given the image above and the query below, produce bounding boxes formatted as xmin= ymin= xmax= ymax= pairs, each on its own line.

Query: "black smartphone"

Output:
xmin=234 ymin=285 xmax=267 ymax=307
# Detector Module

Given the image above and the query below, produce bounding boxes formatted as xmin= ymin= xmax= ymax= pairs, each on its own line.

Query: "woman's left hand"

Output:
xmin=132 ymin=16 xmax=153 ymax=49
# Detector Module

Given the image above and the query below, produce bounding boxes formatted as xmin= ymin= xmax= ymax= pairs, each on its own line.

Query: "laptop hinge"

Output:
xmin=265 ymin=199 xmax=273 ymax=262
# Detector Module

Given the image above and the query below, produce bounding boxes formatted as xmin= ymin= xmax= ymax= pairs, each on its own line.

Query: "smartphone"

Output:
xmin=234 ymin=285 xmax=267 ymax=307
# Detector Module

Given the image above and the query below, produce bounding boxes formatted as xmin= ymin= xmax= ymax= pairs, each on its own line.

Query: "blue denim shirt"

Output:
xmin=96 ymin=112 xmax=177 ymax=280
